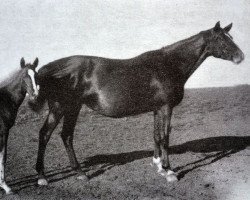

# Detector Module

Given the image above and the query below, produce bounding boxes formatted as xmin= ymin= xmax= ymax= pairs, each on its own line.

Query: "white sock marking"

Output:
xmin=166 ymin=170 xmax=175 ymax=176
xmin=0 ymin=148 xmax=12 ymax=194
xmin=166 ymin=170 xmax=178 ymax=182
xmin=38 ymin=178 xmax=48 ymax=186
xmin=153 ymin=157 xmax=163 ymax=173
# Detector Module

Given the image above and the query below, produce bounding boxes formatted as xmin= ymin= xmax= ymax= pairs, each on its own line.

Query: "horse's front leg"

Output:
xmin=152 ymin=105 xmax=178 ymax=182
xmin=0 ymin=131 xmax=12 ymax=194
xmin=152 ymin=110 xmax=162 ymax=172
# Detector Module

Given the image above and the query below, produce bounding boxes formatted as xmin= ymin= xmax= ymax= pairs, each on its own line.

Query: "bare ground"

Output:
xmin=1 ymin=85 xmax=250 ymax=200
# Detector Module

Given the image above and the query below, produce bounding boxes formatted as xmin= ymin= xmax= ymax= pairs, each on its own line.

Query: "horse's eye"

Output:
xmin=214 ymin=36 xmax=219 ymax=41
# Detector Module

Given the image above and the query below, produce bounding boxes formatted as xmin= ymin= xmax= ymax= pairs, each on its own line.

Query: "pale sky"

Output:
xmin=0 ymin=0 xmax=249 ymax=88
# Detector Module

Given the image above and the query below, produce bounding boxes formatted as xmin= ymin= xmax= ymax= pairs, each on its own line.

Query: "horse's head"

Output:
xmin=20 ymin=57 xmax=39 ymax=100
xmin=205 ymin=21 xmax=244 ymax=64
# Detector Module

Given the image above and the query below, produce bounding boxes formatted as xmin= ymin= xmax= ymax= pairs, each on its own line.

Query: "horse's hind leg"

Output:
xmin=0 ymin=129 xmax=12 ymax=194
xmin=36 ymin=101 xmax=63 ymax=186
xmin=60 ymin=105 xmax=88 ymax=181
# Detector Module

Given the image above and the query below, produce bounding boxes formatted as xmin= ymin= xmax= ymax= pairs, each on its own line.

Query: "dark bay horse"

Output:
xmin=0 ymin=58 xmax=39 ymax=194
xmin=30 ymin=22 xmax=244 ymax=185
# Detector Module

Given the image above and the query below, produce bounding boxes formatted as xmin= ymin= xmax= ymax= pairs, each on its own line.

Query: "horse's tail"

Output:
xmin=28 ymin=88 xmax=46 ymax=112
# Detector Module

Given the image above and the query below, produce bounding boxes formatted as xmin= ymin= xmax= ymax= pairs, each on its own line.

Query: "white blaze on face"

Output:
xmin=28 ymin=69 xmax=39 ymax=96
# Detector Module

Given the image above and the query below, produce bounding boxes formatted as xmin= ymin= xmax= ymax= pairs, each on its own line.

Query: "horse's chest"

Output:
xmin=0 ymin=106 xmax=17 ymax=129
xmin=150 ymin=78 xmax=183 ymax=105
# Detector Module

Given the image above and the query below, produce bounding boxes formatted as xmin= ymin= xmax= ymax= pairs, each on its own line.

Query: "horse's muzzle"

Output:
xmin=233 ymin=50 xmax=245 ymax=64
xmin=29 ymin=94 xmax=38 ymax=102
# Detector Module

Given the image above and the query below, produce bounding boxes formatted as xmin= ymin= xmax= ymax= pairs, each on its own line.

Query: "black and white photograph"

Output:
xmin=0 ymin=0 xmax=249 ymax=199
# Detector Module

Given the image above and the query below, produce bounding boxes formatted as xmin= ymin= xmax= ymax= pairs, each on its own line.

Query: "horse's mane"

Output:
xmin=0 ymin=69 xmax=22 ymax=88
xmin=161 ymin=30 xmax=209 ymax=52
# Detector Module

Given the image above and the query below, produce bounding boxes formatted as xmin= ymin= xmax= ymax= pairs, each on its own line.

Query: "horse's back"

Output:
xmin=37 ymin=50 xmax=164 ymax=80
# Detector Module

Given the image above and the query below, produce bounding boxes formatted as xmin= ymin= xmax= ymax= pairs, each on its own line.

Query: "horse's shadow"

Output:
xmin=8 ymin=136 xmax=250 ymax=192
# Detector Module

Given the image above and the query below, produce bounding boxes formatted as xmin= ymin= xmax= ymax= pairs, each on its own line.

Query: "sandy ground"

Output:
xmin=1 ymin=85 xmax=249 ymax=200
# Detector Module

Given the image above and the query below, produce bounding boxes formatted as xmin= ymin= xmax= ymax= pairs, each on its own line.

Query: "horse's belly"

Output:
xmin=84 ymin=89 xmax=165 ymax=118
xmin=82 ymin=73 xmax=184 ymax=117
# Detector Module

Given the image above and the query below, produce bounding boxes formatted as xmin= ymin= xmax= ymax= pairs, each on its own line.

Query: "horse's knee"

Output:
xmin=38 ymin=130 xmax=50 ymax=144
xmin=61 ymin=133 xmax=71 ymax=144
xmin=167 ymin=125 xmax=172 ymax=133
xmin=48 ymin=114 xmax=56 ymax=124
xmin=153 ymin=132 xmax=161 ymax=143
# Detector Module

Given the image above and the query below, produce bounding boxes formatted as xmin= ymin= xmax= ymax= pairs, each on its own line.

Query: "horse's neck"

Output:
xmin=163 ymin=33 xmax=209 ymax=82
xmin=4 ymin=70 xmax=26 ymax=107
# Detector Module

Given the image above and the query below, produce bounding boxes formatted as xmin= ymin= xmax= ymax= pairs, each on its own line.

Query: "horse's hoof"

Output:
xmin=77 ymin=174 xmax=89 ymax=181
xmin=38 ymin=178 xmax=48 ymax=186
xmin=166 ymin=170 xmax=178 ymax=182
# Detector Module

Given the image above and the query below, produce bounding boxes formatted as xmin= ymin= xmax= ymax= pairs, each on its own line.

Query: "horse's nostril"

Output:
xmin=30 ymin=96 xmax=35 ymax=101
xmin=241 ymin=52 xmax=245 ymax=61
xmin=30 ymin=94 xmax=38 ymax=100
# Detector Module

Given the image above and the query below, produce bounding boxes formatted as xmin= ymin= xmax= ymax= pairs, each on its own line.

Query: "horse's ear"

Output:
xmin=213 ymin=21 xmax=221 ymax=32
xmin=33 ymin=57 xmax=39 ymax=68
xmin=20 ymin=57 xmax=25 ymax=68
xmin=224 ymin=23 xmax=233 ymax=33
